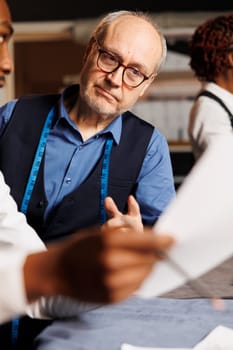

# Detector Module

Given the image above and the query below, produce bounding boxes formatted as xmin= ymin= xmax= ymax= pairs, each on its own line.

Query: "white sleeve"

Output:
xmin=188 ymin=97 xmax=232 ymax=159
xmin=26 ymin=297 xmax=101 ymax=319
xmin=0 ymin=171 xmax=99 ymax=322
xmin=0 ymin=172 xmax=45 ymax=324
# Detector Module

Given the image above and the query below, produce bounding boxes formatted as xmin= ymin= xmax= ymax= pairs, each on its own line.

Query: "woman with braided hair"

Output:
xmin=188 ymin=14 xmax=233 ymax=159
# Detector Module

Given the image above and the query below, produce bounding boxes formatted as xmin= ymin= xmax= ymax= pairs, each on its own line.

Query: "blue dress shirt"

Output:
xmin=0 ymin=89 xmax=175 ymax=224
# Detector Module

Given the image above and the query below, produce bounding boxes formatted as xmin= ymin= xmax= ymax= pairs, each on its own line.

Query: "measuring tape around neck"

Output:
xmin=100 ymin=137 xmax=113 ymax=224
xmin=11 ymin=106 xmax=56 ymax=347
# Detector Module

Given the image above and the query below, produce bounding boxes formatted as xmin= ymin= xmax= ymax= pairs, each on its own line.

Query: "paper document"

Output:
xmin=122 ymin=345 xmax=190 ymax=350
xmin=136 ymin=135 xmax=233 ymax=298
xmin=194 ymin=325 xmax=233 ymax=349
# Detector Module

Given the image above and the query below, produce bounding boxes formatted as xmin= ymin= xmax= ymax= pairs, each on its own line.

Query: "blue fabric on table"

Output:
xmin=33 ymin=297 xmax=233 ymax=350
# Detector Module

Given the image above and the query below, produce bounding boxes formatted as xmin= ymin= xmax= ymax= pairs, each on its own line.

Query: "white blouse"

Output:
xmin=188 ymin=82 xmax=233 ymax=159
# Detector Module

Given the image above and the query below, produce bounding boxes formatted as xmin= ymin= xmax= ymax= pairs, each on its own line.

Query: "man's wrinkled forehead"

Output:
xmin=102 ymin=16 xmax=162 ymax=73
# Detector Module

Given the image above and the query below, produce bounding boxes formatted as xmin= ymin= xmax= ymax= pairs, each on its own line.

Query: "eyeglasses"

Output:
xmin=96 ymin=48 xmax=152 ymax=88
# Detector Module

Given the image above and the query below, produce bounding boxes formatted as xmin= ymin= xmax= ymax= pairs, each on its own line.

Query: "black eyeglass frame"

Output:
xmin=96 ymin=46 xmax=153 ymax=88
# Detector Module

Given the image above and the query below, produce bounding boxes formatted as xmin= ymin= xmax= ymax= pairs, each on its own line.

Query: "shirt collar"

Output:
xmin=57 ymin=85 xmax=122 ymax=145
xmin=98 ymin=115 xmax=122 ymax=145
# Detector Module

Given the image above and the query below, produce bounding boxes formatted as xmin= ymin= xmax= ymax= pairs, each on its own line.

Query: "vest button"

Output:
xmin=38 ymin=200 xmax=47 ymax=208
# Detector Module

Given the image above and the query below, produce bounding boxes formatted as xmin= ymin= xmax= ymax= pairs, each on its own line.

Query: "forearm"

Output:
xmin=23 ymin=246 xmax=63 ymax=303
xmin=24 ymin=241 xmax=100 ymax=320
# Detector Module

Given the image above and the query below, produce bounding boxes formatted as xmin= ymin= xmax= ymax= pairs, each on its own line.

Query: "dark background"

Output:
xmin=7 ymin=0 xmax=233 ymax=22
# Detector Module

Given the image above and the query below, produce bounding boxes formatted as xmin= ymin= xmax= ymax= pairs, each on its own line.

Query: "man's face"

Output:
xmin=79 ymin=15 xmax=162 ymax=119
xmin=0 ymin=0 xmax=13 ymax=87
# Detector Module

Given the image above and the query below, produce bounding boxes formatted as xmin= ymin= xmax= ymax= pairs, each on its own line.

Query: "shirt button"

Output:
xmin=38 ymin=200 xmax=47 ymax=208
xmin=66 ymin=177 xmax=72 ymax=184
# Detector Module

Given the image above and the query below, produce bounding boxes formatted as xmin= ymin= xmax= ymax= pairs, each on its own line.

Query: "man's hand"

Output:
xmin=103 ymin=195 xmax=143 ymax=234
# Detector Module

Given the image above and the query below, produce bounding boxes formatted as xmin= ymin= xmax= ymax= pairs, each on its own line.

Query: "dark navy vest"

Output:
xmin=0 ymin=90 xmax=154 ymax=242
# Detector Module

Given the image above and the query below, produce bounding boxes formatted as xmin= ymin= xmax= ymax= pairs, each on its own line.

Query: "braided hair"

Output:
xmin=189 ymin=14 xmax=233 ymax=82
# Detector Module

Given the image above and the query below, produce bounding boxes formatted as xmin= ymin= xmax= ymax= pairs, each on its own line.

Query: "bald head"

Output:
xmin=86 ymin=10 xmax=167 ymax=74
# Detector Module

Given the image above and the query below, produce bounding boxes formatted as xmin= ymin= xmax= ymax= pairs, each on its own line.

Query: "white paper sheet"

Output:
xmin=136 ymin=135 xmax=233 ymax=298
xmin=121 ymin=345 xmax=190 ymax=350
xmin=194 ymin=325 xmax=233 ymax=349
